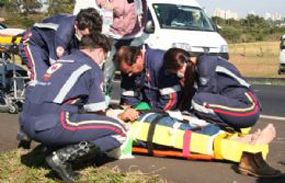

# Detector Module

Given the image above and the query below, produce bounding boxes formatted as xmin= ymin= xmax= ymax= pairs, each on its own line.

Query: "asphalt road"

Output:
xmin=253 ymin=85 xmax=285 ymax=117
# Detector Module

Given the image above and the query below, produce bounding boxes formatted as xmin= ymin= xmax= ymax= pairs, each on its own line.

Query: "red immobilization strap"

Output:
xmin=183 ymin=130 xmax=192 ymax=158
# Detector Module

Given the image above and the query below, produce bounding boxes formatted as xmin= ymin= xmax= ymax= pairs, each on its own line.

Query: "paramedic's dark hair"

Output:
xmin=114 ymin=46 xmax=142 ymax=67
xmin=163 ymin=48 xmax=197 ymax=110
xmin=76 ymin=8 xmax=102 ymax=32
xmin=80 ymin=33 xmax=112 ymax=52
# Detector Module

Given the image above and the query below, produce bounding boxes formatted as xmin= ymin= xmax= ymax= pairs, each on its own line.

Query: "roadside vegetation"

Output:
xmin=0 ymin=0 xmax=73 ymax=28
xmin=0 ymin=147 xmax=164 ymax=183
xmin=229 ymin=41 xmax=285 ymax=78
xmin=213 ymin=16 xmax=285 ymax=43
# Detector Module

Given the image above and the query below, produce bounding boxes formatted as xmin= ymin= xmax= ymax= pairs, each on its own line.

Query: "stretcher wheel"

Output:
xmin=8 ymin=103 xmax=19 ymax=114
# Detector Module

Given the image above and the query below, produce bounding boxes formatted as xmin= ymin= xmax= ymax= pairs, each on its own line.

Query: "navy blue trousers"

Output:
xmin=191 ymin=89 xmax=260 ymax=129
xmin=20 ymin=102 xmax=127 ymax=152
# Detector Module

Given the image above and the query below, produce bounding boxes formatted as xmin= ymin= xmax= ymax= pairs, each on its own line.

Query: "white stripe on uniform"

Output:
xmin=121 ymin=90 xmax=138 ymax=97
xmin=84 ymin=101 xmax=107 ymax=112
xmin=160 ymin=85 xmax=181 ymax=95
xmin=53 ymin=65 xmax=91 ymax=103
xmin=216 ymin=66 xmax=250 ymax=88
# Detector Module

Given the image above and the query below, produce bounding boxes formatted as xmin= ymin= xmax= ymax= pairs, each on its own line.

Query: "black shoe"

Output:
xmin=46 ymin=153 xmax=79 ymax=183
xmin=236 ymin=152 xmax=282 ymax=178
xmin=16 ymin=131 xmax=32 ymax=149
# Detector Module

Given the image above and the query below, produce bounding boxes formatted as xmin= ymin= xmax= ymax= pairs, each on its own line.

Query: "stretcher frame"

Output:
xmin=0 ymin=30 xmax=28 ymax=113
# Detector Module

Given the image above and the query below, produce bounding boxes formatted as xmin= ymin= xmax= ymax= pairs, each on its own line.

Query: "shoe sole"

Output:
xmin=237 ymin=166 xmax=282 ymax=178
xmin=46 ymin=157 xmax=75 ymax=183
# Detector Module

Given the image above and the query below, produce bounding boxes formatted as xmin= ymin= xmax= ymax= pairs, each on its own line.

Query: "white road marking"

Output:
xmin=260 ymin=115 xmax=285 ymax=121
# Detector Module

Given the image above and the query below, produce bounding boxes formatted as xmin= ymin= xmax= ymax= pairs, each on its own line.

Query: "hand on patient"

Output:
xmin=118 ymin=108 xmax=139 ymax=122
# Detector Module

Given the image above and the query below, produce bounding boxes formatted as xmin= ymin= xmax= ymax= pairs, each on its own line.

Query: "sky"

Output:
xmin=196 ymin=0 xmax=285 ymax=17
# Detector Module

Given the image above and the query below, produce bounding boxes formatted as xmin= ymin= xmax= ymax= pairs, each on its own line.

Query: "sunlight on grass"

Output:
xmin=229 ymin=41 xmax=285 ymax=78
xmin=0 ymin=148 xmax=165 ymax=183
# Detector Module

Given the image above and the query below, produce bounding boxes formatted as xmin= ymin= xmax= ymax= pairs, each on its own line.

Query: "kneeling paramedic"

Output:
xmin=19 ymin=33 xmax=127 ymax=182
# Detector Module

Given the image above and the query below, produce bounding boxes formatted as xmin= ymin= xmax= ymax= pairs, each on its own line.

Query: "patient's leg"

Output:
xmin=231 ymin=129 xmax=261 ymax=144
xmin=230 ymin=123 xmax=276 ymax=145
xmin=253 ymin=123 xmax=276 ymax=145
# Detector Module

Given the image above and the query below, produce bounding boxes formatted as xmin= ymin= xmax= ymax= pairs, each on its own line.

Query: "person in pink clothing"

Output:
xmin=95 ymin=0 xmax=147 ymax=102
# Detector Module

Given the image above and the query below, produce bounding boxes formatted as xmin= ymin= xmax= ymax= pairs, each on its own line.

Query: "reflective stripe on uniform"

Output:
xmin=49 ymin=58 xmax=57 ymax=65
xmin=84 ymin=101 xmax=107 ymax=112
xmin=215 ymin=66 xmax=250 ymax=88
xmin=207 ymin=92 xmax=256 ymax=112
xmin=206 ymin=92 xmax=259 ymax=117
xmin=163 ymin=92 xmax=177 ymax=111
xmin=60 ymin=111 xmax=127 ymax=135
xmin=159 ymin=85 xmax=181 ymax=95
xmin=192 ymin=100 xmax=215 ymax=114
xmin=57 ymin=59 xmax=75 ymax=63
xmin=53 ymin=64 xmax=91 ymax=103
xmin=34 ymin=23 xmax=59 ymax=30
xmin=121 ymin=90 xmax=138 ymax=97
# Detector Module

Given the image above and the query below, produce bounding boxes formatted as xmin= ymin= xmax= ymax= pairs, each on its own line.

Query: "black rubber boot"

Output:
xmin=16 ymin=130 xmax=32 ymax=149
xmin=46 ymin=141 xmax=100 ymax=182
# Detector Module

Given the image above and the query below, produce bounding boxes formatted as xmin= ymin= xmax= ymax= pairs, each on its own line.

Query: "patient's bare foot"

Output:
xmin=249 ymin=129 xmax=261 ymax=144
xmin=231 ymin=129 xmax=261 ymax=144
xmin=253 ymin=123 xmax=276 ymax=145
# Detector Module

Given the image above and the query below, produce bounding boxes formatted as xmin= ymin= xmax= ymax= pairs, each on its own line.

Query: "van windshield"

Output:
xmin=153 ymin=4 xmax=215 ymax=32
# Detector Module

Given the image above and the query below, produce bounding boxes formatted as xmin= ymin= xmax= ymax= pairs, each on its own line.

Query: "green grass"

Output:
xmin=0 ymin=147 xmax=164 ymax=183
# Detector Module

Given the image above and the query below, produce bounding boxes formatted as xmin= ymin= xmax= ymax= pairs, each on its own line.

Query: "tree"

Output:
xmin=5 ymin=0 xmax=42 ymax=14
xmin=0 ymin=0 xmax=9 ymax=7
xmin=22 ymin=0 xmax=42 ymax=13
xmin=48 ymin=0 xmax=74 ymax=15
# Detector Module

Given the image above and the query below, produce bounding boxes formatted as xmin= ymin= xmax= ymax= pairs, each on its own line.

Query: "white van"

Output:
xmin=278 ymin=34 xmax=285 ymax=75
xmin=73 ymin=0 xmax=229 ymax=59
xmin=144 ymin=0 xmax=229 ymax=59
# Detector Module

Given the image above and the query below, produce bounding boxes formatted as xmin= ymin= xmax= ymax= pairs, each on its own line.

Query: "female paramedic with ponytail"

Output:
xmin=162 ymin=48 xmax=263 ymax=131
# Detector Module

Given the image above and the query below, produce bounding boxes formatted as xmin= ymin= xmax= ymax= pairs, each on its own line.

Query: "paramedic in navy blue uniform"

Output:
xmin=162 ymin=48 xmax=261 ymax=131
xmin=20 ymin=33 xmax=127 ymax=182
xmin=114 ymin=45 xmax=182 ymax=111
xmin=19 ymin=8 xmax=102 ymax=83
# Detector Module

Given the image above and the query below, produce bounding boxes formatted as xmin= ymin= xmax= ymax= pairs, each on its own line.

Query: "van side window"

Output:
xmin=153 ymin=4 xmax=170 ymax=27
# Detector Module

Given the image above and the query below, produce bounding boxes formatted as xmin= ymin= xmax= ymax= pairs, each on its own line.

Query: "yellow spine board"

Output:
xmin=214 ymin=133 xmax=269 ymax=162
xmin=131 ymin=121 xmax=269 ymax=163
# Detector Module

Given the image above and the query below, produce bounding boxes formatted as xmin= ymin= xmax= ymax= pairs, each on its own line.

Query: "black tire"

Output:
xmin=8 ymin=103 xmax=19 ymax=114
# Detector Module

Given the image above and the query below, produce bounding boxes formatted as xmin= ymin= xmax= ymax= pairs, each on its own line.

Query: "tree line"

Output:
xmin=0 ymin=0 xmax=74 ymax=27
xmin=213 ymin=15 xmax=285 ymax=43
xmin=0 ymin=0 xmax=284 ymax=43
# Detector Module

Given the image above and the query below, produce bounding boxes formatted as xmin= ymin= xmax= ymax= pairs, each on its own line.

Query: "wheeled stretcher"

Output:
xmin=0 ymin=28 xmax=28 ymax=113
